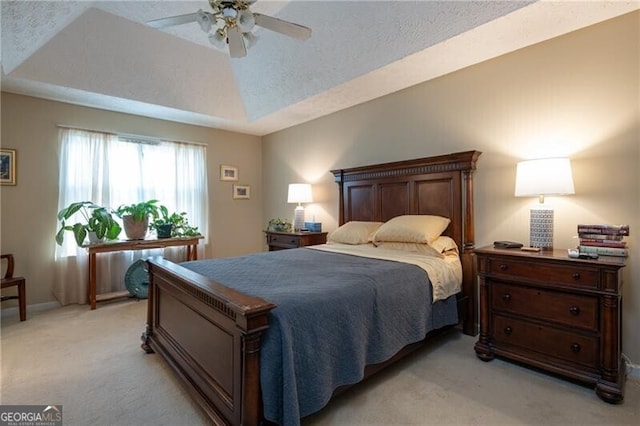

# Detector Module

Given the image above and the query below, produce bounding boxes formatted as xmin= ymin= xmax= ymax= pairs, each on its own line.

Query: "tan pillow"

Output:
xmin=374 ymin=241 xmax=444 ymax=258
xmin=327 ymin=221 xmax=383 ymax=245
xmin=371 ymin=215 xmax=450 ymax=244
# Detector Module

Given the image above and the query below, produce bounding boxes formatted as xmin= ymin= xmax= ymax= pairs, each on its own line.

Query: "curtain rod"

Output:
xmin=56 ymin=125 xmax=207 ymax=147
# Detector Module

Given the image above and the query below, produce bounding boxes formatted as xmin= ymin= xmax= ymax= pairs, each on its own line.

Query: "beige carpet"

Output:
xmin=1 ymin=300 xmax=638 ymax=425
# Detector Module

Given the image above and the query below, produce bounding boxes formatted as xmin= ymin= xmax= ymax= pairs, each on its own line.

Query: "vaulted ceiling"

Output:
xmin=2 ymin=1 xmax=637 ymax=136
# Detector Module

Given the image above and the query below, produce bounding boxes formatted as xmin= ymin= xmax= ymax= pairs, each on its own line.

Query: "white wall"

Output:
xmin=262 ymin=13 xmax=640 ymax=362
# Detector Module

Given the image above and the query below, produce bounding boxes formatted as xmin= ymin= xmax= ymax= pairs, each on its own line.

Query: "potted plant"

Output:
xmin=150 ymin=205 xmax=201 ymax=238
xmin=267 ymin=218 xmax=292 ymax=232
xmin=56 ymin=201 xmax=122 ymax=246
xmin=116 ymin=199 xmax=160 ymax=240
xmin=150 ymin=205 xmax=177 ymax=238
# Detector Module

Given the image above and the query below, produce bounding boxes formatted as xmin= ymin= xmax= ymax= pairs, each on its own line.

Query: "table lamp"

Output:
xmin=514 ymin=157 xmax=575 ymax=250
xmin=287 ymin=183 xmax=313 ymax=231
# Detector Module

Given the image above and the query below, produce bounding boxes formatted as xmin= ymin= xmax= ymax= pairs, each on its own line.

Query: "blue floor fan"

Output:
xmin=124 ymin=259 xmax=149 ymax=299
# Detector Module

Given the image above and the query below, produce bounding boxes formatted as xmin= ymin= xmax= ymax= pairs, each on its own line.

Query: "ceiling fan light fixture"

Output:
xmin=196 ymin=9 xmax=212 ymax=33
xmin=208 ymin=29 xmax=227 ymax=49
xmin=221 ymin=6 xmax=237 ymax=20
xmin=148 ymin=0 xmax=311 ymax=58
xmin=237 ymin=9 xmax=255 ymax=33
xmin=243 ymin=32 xmax=258 ymax=49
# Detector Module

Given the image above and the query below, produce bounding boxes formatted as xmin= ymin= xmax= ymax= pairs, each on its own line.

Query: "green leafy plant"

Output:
xmin=56 ymin=201 xmax=122 ymax=246
xmin=267 ymin=218 xmax=292 ymax=232
xmin=116 ymin=199 xmax=161 ymax=222
xmin=150 ymin=205 xmax=201 ymax=238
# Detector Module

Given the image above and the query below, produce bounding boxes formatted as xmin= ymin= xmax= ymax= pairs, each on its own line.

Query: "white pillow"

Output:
xmin=371 ymin=215 xmax=450 ymax=244
xmin=374 ymin=241 xmax=444 ymax=258
xmin=430 ymin=236 xmax=459 ymax=254
xmin=327 ymin=221 xmax=383 ymax=245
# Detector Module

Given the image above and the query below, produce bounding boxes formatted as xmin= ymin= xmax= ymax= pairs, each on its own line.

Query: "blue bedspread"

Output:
xmin=181 ymin=247 xmax=458 ymax=425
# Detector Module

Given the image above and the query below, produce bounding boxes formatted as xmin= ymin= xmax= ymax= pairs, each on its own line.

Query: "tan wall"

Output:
xmin=1 ymin=12 xmax=638 ymax=364
xmin=0 ymin=93 xmax=263 ymax=306
xmin=262 ymin=12 xmax=640 ymax=362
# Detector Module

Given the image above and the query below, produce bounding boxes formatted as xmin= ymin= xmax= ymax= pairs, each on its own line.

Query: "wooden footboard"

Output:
xmin=142 ymin=255 xmax=471 ymax=426
xmin=141 ymin=256 xmax=275 ymax=426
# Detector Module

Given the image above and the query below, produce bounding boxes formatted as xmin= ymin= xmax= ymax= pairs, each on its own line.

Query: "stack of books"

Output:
xmin=577 ymin=224 xmax=629 ymax=257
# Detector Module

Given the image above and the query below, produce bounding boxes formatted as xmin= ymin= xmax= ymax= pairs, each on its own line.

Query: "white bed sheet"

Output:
xmin=308 ymin=243 xmax=462 ymax=302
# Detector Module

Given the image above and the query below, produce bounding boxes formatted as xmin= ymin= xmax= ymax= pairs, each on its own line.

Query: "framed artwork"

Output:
xmin=220 ymin=165 xmax=238 ymax=181
xmin=233 ymin=184 xmax=250 ymax=200
xmin=0 ymin=148 xmax=16 ymax=186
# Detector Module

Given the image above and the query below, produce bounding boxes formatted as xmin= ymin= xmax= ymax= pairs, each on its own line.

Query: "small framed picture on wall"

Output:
xmin=233 ymin=184 xmax=250 ymax=200
xmin=220 ymin=164 xmax=238 ymax=181
xmin=0 ymin=148 xmax=17 ymax=185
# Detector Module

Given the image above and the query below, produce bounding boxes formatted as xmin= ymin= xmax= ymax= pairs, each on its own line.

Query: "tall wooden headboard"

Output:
xmin=331 ymin=150 xmax=482 ymax=335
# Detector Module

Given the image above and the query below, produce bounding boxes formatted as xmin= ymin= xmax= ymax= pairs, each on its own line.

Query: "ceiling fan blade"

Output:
xmin=147 ymin=13 xmax=199 ymax=29
xmin=227 ymin=27 xmax=247 ymax=58
xmin=253 ymin=13 xmax=311 ymax=40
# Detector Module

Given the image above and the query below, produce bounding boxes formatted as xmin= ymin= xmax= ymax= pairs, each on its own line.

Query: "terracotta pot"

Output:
xmin=122 ymin=215 xmax=148 ymax=240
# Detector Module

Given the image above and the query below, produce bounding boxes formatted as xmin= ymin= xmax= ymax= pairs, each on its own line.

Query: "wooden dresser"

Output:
xmin=265 ymin=231 xmax=327 ymax=251
xmin=473 ymin=246 xmax=626 ymax=403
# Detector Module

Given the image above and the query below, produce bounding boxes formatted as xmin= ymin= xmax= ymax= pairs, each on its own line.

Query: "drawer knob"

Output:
xmin=502 ymin=293 xmax=512 ymax=302
xmin=572 ymin=272 xmax=581 ymax=280
xmin=499 ymin=264 xmax=508 ymax=271
xmin=571 ymin=343 xmax=581 ymax=353
xmin=504 ymin=326 xmax=513 ymax=335
xmin=569 ymin=306 xmax=580 ymax=315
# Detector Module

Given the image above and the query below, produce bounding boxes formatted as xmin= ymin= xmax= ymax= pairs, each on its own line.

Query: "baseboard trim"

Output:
xmin=1 ymin=301 xmax=61 ymax=318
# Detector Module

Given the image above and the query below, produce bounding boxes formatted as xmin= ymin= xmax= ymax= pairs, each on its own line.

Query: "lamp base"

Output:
xmin=293 ymin=205 xmax=305 ymax=232
xmin=530 ymin=208 xmax=554 ymax=250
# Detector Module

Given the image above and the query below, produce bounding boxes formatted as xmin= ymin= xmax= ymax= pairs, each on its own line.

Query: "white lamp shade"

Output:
xmin=515 ymin=157 xmax=575 ymax=197
xmin=287 ymin=183 xmax=313 ymax=204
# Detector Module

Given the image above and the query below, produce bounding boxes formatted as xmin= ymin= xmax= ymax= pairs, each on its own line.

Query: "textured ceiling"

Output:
xmin=1 ymin=1 xmax=638 ymax=136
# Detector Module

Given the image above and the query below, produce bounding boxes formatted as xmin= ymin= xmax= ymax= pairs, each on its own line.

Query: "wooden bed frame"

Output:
xmin=141 ymin=150 xmax=481 ymax=425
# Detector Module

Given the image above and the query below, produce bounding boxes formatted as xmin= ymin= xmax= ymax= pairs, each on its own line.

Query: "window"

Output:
xmin=53 ymin=128 xmax=208 ymax=304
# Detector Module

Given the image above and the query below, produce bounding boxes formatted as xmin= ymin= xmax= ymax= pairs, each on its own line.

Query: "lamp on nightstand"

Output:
xmin=287 ymin=183 xmax=313 ymax=232
xmin=515 ymin=157 xmax=575 ymax=250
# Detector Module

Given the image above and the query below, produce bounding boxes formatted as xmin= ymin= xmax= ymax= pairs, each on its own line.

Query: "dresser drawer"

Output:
xmin=492 ymin=314 xmax=599 ymax=369
xmin=488 ymin=257 xmax=600 ymax=289
xmin=491 ymin=282 xmax=598 ymax=332
xmin=267 ymin=234 xmax=300 ymax=249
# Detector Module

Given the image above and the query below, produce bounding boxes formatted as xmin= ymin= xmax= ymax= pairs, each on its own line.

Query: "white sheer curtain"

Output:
xmin=53 ymin=128 xmax=208 ymax=305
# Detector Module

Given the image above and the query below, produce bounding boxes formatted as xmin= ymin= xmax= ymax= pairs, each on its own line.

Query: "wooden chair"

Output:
xmin=1 ymin=254 xmax=26 ymax=321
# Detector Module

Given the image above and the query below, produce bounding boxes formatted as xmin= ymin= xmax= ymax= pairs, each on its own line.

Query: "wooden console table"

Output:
xmin=84 ymin=237 xmax=201 ymax=309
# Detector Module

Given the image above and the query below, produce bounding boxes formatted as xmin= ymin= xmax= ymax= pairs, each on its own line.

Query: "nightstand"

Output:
xmin=265 ymin=231 xmax=327 ymax=251
xmin=473 ymin=246 xmax=626 ymax=403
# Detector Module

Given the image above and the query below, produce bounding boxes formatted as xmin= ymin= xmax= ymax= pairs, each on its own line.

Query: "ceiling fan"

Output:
xmin=147 ymin=0 xmax=311 ymax=58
